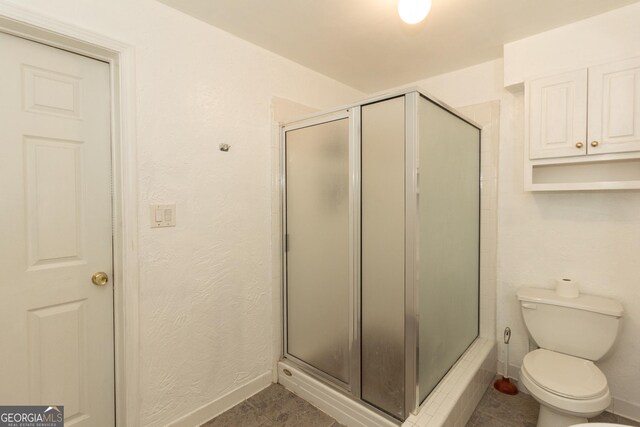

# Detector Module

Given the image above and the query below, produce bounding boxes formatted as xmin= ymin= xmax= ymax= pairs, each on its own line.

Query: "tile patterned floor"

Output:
xmin=202 ymin=383 xmax=344 ymax=427
xmin=467 ymin=383 xmax=640 ymax=427
xmin=204 ymin=381 xmax=640 ymax=427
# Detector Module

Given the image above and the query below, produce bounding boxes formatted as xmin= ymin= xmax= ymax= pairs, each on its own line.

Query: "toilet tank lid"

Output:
xmin=517 ymin=287 xmax=623 ymax=317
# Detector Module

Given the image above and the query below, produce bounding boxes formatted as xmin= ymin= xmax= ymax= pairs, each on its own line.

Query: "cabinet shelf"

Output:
xmin=526 ymin=156 xmax=640 ymax=191
xmin=524 ymin=56 xmax=640 ymax=191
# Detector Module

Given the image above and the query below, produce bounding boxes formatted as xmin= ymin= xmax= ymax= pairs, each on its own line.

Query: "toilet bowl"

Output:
xmin=516 ymin=287 xmax=624 ymax=427
xmin=520 ymin=349 xmax=611 ymax=424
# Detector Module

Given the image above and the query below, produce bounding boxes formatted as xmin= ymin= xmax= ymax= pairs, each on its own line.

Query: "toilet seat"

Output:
xmin=520 ymin=350 xmax=611 ymax=418
xmin=522 ymin=349 xmax=608 ymax=400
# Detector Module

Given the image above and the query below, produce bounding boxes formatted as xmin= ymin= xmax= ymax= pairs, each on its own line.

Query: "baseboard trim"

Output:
xmin=277 ymin=361 xmax=397 ymax=427
xmin=167 ymin=371 xmax=272 ymax=427
xmin=496 ymin=361 xmax=521 ymax=382
xmin=610 ymin=397 xmax=640 ymax=423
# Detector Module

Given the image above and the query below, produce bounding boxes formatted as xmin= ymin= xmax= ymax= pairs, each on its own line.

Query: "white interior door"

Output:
xmin=0 ymin=32 xmax=114 ymax=426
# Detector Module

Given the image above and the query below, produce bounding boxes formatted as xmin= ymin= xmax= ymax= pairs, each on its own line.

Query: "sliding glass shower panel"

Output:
xmin=285 ymin=118 xmax=351 ymax=385
xmin=361 ymin=97 xmax=406 ymax=418
xmin=418 ymin=98 xmax=480 ymax=403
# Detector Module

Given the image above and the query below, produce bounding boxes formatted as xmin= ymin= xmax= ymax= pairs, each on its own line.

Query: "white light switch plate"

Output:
xmin=150 ymin=204 xmax=176 ymax=228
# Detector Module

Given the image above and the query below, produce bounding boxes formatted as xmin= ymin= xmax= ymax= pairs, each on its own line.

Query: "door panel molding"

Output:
xmin=24 ymin=135 xmax=86 ymax=269
xmin=0 ymin=5 xmax=140 ymax=426
xmin=28 ymin=299 xmax=88 ymax=417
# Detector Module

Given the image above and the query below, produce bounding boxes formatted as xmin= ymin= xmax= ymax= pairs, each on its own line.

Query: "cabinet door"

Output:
xmin=588 ymin=57 xmax=640 ymax=155
xmin=528 ymin=70 xmax=588 ymax=159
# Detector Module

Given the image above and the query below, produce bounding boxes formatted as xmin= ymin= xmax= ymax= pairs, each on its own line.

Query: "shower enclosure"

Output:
xmin=281 ymin=90 xmax=480 ymax=421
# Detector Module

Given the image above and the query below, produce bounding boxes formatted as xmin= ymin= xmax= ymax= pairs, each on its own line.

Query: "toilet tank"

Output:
xmin=517 ymin=287 xmax=623 ymax=361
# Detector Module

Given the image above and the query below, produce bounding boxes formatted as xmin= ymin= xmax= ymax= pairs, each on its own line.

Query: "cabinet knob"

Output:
xmin=591 ymin=141 xmax=599 ymax=147
xmin=575 ymin=142 xmax=584 ymax=149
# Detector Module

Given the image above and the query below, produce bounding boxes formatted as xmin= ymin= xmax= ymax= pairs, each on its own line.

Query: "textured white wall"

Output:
xmin=8 ymin=0 xmax=640 ymax=422
xmin=409 ymin=58 xmax=507 ymax=352
xmin=504 ymin=2 xmax=640 ymax=86
xmin=404 ymin=32 xmax=640 ymax=416
xmin=407 ymin=59 xmax=505 ymax=108
xmin=498 ymin=89 xmax=640 ymax=413
xmin=3 ymin=1 xmax=364 ymax=425
xmin=500 ymin=4 xmax=640 ymax=417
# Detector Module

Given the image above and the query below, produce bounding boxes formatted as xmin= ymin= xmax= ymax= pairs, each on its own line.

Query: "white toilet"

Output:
xmin=517 ymin=287 xmax=624 ymax=427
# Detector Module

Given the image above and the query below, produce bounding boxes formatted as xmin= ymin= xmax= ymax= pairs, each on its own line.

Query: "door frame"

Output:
xmin=0 ymin=4 xmax=140 ymax=426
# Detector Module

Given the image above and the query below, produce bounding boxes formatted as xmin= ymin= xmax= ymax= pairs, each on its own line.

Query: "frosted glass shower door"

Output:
xmin=361 ymin=97 xmax=406 ymax=419
xmin=284 ymin=115 xmax=353 ymax=387
xmin=418 ymin=98 xmax=480 ymax=403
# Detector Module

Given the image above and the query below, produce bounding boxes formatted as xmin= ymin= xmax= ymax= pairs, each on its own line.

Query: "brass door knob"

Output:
xmin=92 ymin=272 xmax=109 ymax=286
xmin=591 ymin=141 xmax=599 ymax=147
xmin=575 ymin=142 xmax=584 ymax=148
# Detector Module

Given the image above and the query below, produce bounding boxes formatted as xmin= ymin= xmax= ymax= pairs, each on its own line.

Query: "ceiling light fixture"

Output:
xmin=398 ymin=0 xmax=432 ymax=24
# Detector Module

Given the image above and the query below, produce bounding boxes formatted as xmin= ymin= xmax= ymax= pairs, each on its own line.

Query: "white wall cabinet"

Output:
xmin=529 ymin=70 xmax=588 ymax=159
xmin=588 ymin=57 xmax=640 ymax=155
xmin=525 ymin=56 xmax=640 ymax=191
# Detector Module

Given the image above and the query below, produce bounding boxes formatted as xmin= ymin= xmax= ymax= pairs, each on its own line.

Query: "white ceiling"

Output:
xmin=157 ymin=0 xmax=640 ymax=92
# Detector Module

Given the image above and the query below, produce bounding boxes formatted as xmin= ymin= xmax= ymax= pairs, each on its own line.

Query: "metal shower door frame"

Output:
xmin=404 ymin=92 xmax=419 ymax=417
xmin=408 ymin=92 xmax=483 ymax=414
xmin=278 ymin=89 xmax=482 ymax=422
xmin=280 ymin=107 xmax=361 ymax=396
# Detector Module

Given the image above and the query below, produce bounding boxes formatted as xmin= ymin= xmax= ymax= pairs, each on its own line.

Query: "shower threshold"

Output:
xmin=278 ymin=337 xmax=496 ymax=427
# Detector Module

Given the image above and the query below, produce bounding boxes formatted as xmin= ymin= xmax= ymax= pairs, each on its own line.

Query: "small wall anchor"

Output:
xmin=219 ymin=143 xmax=231 ymax=152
